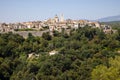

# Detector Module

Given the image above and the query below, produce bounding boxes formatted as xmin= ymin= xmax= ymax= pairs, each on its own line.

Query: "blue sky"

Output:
xmin=0 ymin=0 xmax=120 ymax=23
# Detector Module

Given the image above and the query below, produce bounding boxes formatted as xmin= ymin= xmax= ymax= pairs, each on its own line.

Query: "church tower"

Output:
xmin=60 ymin=14 xmax=64 ymax=22
xmin=54 ymin=14 xmax=59 ymax=23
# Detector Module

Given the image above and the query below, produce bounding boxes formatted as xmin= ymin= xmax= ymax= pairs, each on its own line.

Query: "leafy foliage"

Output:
xmin=92 ymin=56 xmax=120 ymax=80
xmin=0 ymin=26 xmax=120 ymax=80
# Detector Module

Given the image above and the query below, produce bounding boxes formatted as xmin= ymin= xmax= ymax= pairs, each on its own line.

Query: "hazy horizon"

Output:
xmin=0 ymin=0 xmax=120 ymax=23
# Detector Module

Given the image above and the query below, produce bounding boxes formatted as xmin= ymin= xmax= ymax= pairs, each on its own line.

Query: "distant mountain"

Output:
xmin=97 ymin=15 xmax=120 ymax=22
xmin=102 ymin=21 xmax=120 ymax=28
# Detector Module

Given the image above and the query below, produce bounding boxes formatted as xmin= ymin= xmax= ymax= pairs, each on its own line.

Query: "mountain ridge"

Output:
xmin=97 ymin=15 xmax=120 ymax=22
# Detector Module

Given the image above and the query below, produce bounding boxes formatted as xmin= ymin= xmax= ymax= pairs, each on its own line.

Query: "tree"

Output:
xmin=91 ymin=56 xmax=120 ymax=80
xmin=42 ymin=32 xmax=52 ymax=40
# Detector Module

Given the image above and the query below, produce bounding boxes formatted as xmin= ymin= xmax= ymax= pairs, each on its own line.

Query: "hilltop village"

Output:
xmin=0 ymin=14 xmax=115 ymax=34
xmin=0 ymin=15 xmax=120 ymax=80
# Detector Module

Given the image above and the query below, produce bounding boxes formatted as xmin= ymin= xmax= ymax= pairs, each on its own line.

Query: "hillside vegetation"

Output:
xmin=0 ymin=26 xmax=120 ymax=80
xmin=103 ymin=21 xmax=120 ymax=29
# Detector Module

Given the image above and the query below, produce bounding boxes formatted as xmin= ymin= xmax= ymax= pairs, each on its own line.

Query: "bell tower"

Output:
xmin=60 ymin=14 xmax=64 ymax=22
xmin=54 ymin=14 xmax=59 ymax=23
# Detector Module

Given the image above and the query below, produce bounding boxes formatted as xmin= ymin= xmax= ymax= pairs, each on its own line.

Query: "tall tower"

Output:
xmin=54 ymin=14 xmax=59 ymax=23
xmin=60 ymin=14 xmax=64 ymax=22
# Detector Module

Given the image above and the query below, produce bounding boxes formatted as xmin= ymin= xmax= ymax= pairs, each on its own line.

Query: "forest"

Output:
xmin=0 ymin=26 xmax=120 ymax=80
